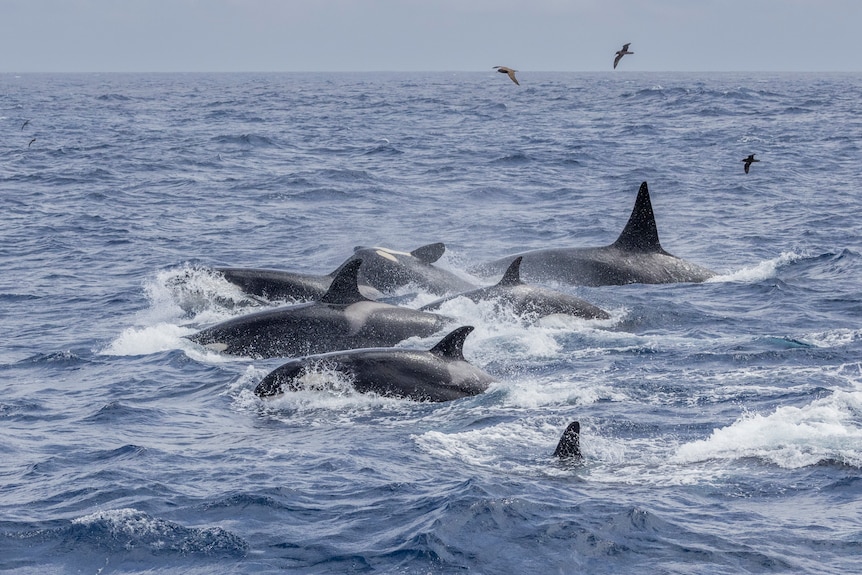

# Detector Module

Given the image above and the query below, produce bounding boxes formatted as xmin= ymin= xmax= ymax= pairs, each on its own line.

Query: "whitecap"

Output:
xmin=707 ymin=251 xmax=805 ymax=283
xmin=674 ymin=390 xmax=862 ymax=468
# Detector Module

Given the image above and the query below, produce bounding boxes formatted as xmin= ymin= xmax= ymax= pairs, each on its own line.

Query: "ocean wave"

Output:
xmin=68 ymin=508 xmax=249 ymax=557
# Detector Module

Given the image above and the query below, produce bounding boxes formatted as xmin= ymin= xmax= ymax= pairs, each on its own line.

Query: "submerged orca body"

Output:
xmin=336 ymin=243 xmax=476 ymax=296
xmin=255 ymin=326 xmax=494 ymax=402
xmin=187 ymin=260 xmax=450 ymax=359
xmin=472 ymin=182 xmax=716 ymax=286
xmin=419 ymin=257 xmax=609 ymax=320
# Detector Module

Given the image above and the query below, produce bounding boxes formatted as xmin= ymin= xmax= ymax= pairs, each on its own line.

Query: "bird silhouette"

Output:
xmin=613 ymin=43 xmax=633 ymax=69
xmin=742 ymin=154 xmax=760 ymax=174
xmin=21 ymin=119 xmax=30 ymax=130
xmin=28 ymin=138 xmax=36 ymax=147
xmin=493 ymin=66 xmax=520 ymax=86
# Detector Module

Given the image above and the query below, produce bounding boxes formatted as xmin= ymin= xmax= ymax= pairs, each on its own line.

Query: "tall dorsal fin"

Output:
xmin=553 ymin=421 xmax=583 ymax=460
xmin=612 ymin=182 xmax=664 ymax=253
xmin=319 ymin=259 xmax=369 ymax=304
xmin=497 ymin=256 xmax=524 ymax=287
xmin=429 ymin=326 xmax=474 ymax=360
xmin=411 ymin=242 xmax=446 ymax=264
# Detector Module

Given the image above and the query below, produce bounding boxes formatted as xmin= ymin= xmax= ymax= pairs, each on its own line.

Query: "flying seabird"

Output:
xmin=493 ymin=66 xmax=520 ymax=86
xmin=613 ymin=43 xmax=633 ymax=69
xmin=28 ymin=138 xmax=36 ymax=147
xmin=21 ymin=119 xmax=30 ymax=130
xmin=742 ymin=154 xmax=760 ymax=174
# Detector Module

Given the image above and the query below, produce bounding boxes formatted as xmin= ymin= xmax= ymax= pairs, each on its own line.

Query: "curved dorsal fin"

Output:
xmin=612 ymin=182 xmax=664 ymax=253
xmin=429 ymin=326 xmax=474 ymax=360
xmin=553 ymin=421 xmax=583 ymax=460
xmin=319 ymin=259 xmax=369 ymax=304
xmin=497 ymin=256 xmax=524 ymax=287
xmin=411 ymin=242 xmax=446 ymax=264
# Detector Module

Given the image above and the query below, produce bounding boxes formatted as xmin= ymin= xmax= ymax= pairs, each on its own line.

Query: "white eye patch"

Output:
xmin=375 ymin=249 xmax=399 ymax=262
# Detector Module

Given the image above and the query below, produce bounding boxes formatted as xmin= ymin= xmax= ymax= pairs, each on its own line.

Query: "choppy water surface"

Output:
xmin=1 ymin=72 xmax=861 ymax=574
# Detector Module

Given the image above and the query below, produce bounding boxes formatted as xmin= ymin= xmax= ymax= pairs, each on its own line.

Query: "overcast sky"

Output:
xmin=1 ymin=0 xmax=859 ymax=73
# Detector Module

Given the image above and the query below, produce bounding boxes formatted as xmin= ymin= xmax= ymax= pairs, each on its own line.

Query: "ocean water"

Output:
xmin=1 ymin=71 xmax=861 ymax=574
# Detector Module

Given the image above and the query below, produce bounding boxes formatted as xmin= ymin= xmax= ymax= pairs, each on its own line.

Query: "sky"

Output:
xmin=1 ymin=0 xmax=859 ymax=73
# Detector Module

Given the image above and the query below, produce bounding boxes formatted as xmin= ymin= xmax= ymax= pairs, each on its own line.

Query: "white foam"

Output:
xmin=799 ymin=328 xmax=862 ymax=349
xmin=415 ymin=422 xmax=546 ymax=473
xmin=675 ymin=390 xmax=862 ymax=468
xmin=100 ymin=323 xmax=196 ymax=356
xmin=72 ymin=508 xmax=166 ymax=538
xmin=499 ymin=374 xmax=627 ymax=409
xmin=73 ymin=507 xmax=139 ymax=526
xmin=707 ymin=251 xmax=805 ymax=283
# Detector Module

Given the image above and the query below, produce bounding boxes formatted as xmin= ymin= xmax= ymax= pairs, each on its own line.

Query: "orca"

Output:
xmin=335 ymin=242 xmax=477 ymax=296
xmin=554 ymin=421 xmax=583 ymax=460
xmin=419 ymin=257 xmax=610 ymax=320
xmin=254 ymin=326 xmax=494 ymax=402
xmin=216 ymin=243 xmax=472 ymax=301
xmin=186 ymin=259 xmax=450 ymax=359
xmin=471 ymin=182 xmax=716 ymax=286
xmin=215 ymin=266 xmax=382 ymax=302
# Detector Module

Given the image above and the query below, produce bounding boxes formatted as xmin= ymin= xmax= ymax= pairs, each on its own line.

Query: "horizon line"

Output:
xmin=4 ymin=69 xmax=860 ymax=75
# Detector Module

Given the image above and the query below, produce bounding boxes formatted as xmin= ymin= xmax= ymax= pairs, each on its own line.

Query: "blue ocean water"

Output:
xmin=1 ymin=71 xmax=861 ymax=574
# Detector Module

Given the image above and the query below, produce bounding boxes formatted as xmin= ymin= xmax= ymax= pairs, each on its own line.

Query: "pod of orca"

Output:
xmin=187 ymin=181 xmax=717 ymax=415
xmin=188 ymin=260 xmax=449 ymax=359
xmin=216 ymin=242 xmax=469 ymax=302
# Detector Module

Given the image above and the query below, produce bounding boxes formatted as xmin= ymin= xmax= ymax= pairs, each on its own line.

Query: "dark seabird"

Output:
xmin=613 ymin=43 xmax=633 ymax=69
xmin=21 ymin=119 xmax=30 ymax=130
xmin=742 ymin=154 xmax=760 ymax=174
xmin=493 ymin=66 xmax=520 ymax=86
xmin=28 ymin=138 xmax=36 ymax=147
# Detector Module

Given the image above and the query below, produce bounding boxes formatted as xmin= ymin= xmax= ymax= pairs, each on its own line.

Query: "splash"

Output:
xmin=799 ymin=328 xmax=862 ymax=349
xmin=708 ymin=251 xmax=805 ymax=283
xmin=100 ymin=264 xmax=270 ymax=358
xmin=101 ymin=322 xmax=196 ymax=356
xmin=156 ymin=264 xmax=266 ymax=321
xmin=674 ymin=390 xmax=862 ymax=468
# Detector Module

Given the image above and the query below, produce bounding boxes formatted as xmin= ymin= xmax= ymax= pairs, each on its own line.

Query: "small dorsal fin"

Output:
xmin=429 ymin=326 xmax=474 ymax=360
xmin=553 ymin=421 xmax=583 ymax=460
xmin=612 ymin=182 xmax=664 ymax=253
xmin=410 ymin=242 xmax=446 ymax=264
xmin=319 ymin=259 xmax=369 ymax=304
xmin=497 ymin=256 xmax=524 ymax=287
